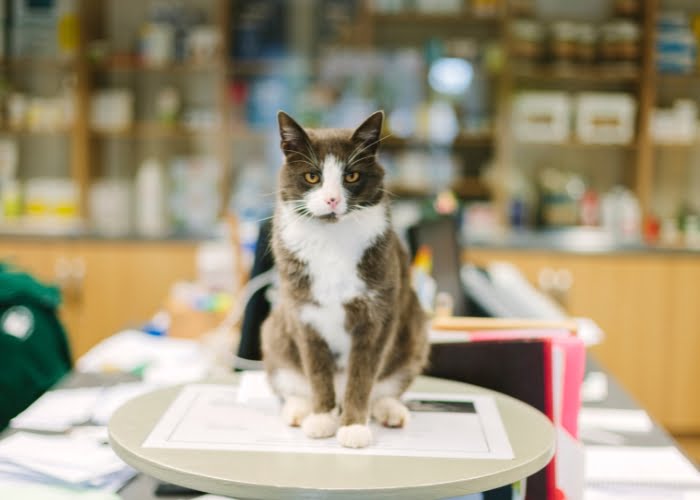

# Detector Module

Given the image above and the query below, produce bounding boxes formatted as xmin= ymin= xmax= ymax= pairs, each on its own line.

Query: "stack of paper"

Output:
xmin=0 ymin=481 xmax=120 ymax=500
xmin=0 ymin=433 xmax=135 ymax=493
xmin=10 ymin=388 xmax=102 ymax=432
xmin=11 ymin=382 xmax=160 ymax=432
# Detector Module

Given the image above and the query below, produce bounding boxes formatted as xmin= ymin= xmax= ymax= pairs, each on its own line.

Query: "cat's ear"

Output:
xmin=351 ymin=111 xmax=384 ymax=156
xmin=278 ymin=111 xmax=311 ymax=158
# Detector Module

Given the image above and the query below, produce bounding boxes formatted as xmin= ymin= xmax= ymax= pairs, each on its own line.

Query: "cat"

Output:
xmin=261 ymin=110 xmax=429 ymax=449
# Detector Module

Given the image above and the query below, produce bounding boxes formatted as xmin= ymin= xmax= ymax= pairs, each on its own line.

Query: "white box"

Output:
xmin=513 ymin=92 xmax=571 ymax=143
xmin=576 ymin=93 xmax=637 ymax=144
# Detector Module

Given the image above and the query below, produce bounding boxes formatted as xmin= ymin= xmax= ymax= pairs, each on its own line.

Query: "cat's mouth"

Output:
xmin=318 ymin=213 xmax=339 ymax=222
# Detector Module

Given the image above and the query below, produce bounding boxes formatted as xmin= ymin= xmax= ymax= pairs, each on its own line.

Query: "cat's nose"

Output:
xmin=325 ymin=197 xmax=339 ymax=210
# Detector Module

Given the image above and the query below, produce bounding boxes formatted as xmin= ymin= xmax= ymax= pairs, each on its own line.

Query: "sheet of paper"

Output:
xmin=91 ymin=382 xmax=160 ymax=425
xmin=10 ymin=388 xmax=102 ymax=432
xmin=0 ymin=480 xmax=120 ymax=500
xmin=0 ymin=433 xmax=129 ymax=485
xmin=586 ymin=446 xmax=700 ymax=487
xmin=582 ymin=372 xmax=608 ymax=403
xmin=585 ymin=485 xmax=700 ymax=499
xmin=579 ymin=408 xmax=653 ymax=434
xmin=144 ymin=380 xmax=513 ymax=459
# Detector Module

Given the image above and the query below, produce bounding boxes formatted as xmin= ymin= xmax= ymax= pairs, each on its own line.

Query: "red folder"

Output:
xmin=427 ymin=328 xmax=585 ymax=500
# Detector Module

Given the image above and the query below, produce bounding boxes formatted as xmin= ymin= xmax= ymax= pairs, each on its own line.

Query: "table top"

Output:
xmin=108 ymin=375 xmax=555 ymax=500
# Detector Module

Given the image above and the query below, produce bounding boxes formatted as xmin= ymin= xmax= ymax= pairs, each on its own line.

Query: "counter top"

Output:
xmin=466 ymin=228 xmax=700 ymax=256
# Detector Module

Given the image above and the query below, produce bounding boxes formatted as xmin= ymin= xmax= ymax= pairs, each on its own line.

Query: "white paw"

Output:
xmin=371 ymin=397 xmax=410 ymax=428
xmin=301 ymin=411 xmax=338 ymax=439
xmin=281 ymin=396 xmax=312 ymax=427
xmin=337 ymin=424 xmax=372 ymax=448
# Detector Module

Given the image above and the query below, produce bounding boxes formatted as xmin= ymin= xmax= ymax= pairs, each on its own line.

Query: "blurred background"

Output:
xmin=0 ymin=0 xmax=699 ymax=462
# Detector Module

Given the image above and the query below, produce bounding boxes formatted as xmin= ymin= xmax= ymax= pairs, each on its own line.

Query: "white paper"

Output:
xmin=0 ymin=433 xmax=131 ymax=486
xmin=585 ymin=485 xmax=700 ymax=499
xmin=10 ymin=388 xmax=102 ymax=432
xmin=580 ymin=408 xmax=653 ymax=434
xmin=143 ymin=381 xmax=514 ymax=459
xmin=586 ymin=446 xmax=700 ymax=487
xmin=582 ymin=372 xmax=609 ymax=403
xmin=90 ymin=382 xmax=160 ymax=425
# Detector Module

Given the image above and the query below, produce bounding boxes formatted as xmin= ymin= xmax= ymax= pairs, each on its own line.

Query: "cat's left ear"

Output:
xmin=351 ymin=111 xmax=384 ymax=156
xmin=278 ymin=111 xmax=312 ymax=158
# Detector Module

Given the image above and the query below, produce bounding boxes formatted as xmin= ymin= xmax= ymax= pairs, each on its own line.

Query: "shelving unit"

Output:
xmin=497 ymin=0 xmax=661 ymax=228
xmin=0 ymin=0 xmax=696 ymax=237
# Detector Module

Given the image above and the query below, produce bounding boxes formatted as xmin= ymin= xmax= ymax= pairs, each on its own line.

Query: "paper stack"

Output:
xmin=10 ymin=382 xmax=160 ymax=432
xmin=0 ymin=432 xmax=135 ymax=493
xmin=10 ymin=388 xmax=102 ymax=432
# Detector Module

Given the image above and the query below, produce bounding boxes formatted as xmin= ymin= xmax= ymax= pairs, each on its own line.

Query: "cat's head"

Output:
xmin=276 ymin=111 xmax=385 ymax=222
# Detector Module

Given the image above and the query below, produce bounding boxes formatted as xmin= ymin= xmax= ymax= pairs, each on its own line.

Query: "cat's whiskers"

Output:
xmin=380 ymin=187 xmax=397 ymax=198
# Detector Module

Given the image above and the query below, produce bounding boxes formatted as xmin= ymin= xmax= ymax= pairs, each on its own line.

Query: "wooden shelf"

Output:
xmin=383 ymin=133 xmax=494 ymax=149
xmin=0 ymin=58 xmax=76 ymax=70
xmin=92 ymin=60 xmax=224 ymax=73
xmin=655 ymin=141 xmax=699 ymax=149
xmin=657 ymin=72 xmax=700 ymax=83
xmin=512 ymin=64 xmax=640 ymax=84
xmin=386 ymin=178 xmax=490 ymax=199
xmin=515 ymin=140 xmax=638 ymax=149
xmin=91 ymin=123 xmax=218 ymax=139
xmin=371 ymin=11 xmax=501 ymax=25
xmin=0 ymin=127 xmax=71 ymax=136
xmin=228 ymin=58 xmax=314 ymax=76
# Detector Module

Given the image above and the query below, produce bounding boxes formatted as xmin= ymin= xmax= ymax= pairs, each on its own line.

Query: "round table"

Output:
xmin=109 ymin=376 xmax=555 ymax=500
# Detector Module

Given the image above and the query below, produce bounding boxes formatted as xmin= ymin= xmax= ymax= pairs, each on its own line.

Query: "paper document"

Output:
xmin=10 ymin=388 xmax=102 ymax=432
xmin=0 ymin=432 xmax=135 ymax=491
xmin=0 ymin=480 xmax=120 ymax=500
xmin=586 ymin=446 xmax=700 ymax=488
xmin=585 ymin=485 xmax=700 ymax=499
xmin=579 ymin=408 xmax=653 ymax=434
xmin=144 ymin=376 xmax=514 ymax=459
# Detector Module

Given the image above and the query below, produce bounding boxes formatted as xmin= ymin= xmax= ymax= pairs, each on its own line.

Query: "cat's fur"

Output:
xmin=261 ymin=111 xmax=429 ymax=449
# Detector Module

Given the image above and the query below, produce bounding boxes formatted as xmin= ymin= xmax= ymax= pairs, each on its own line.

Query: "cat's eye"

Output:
xmin=304 ymin=172 xmax=320 ymax=184
xmin=345 ymin=172 xmax=360 ymax=183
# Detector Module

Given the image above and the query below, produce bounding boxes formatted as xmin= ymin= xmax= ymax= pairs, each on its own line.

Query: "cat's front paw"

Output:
xmin=281 ymin=396 xmax=312 ymax=427
xmin=337 ymin=424 xmax=372 ymax=448
xmin=371 ymin=397 xmax=410 ymax=428
xmin=302 ymin=411 xmax=338 ymax=439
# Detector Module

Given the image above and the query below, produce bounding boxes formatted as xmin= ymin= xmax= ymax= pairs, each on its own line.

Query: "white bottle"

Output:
xmin=135 ymin=158 xmax=168 ymax=237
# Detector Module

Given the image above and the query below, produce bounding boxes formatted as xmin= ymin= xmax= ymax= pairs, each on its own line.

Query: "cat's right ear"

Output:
xmin=278 ymin=111 xmax=310 ymax=158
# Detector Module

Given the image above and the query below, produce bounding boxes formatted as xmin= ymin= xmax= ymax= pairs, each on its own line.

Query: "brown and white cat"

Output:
xmin=261 ymin=110 xmax=429 ymax=449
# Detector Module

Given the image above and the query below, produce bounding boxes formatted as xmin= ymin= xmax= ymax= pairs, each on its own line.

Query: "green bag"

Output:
xmin=0 ymin=263 xmax=72 ymax=430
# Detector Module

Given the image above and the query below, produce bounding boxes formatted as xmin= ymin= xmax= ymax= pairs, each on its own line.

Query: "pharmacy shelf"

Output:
xmin=654 ymin=141 xmax=699 ymax=149
xmin=383 ymin=133 xmax=494 ymax=149
xmin=371 ymin=12 xmax=502 ymax=25
xmin=0 ymin=58 xmax=76 ymax=70
xmin=0 ymin=127 xmax=71 ymax=136
xmin=91 ymin=123 xmax=219 ymax=140
xmin=514 ymin=140 xmax=638 ymax=150
xmin=512 ymin=64 xmax=640 ymax=84
xmin=92 ymin=60 xmax=224 ymax=74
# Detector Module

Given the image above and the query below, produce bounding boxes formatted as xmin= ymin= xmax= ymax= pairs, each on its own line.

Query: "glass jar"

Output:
xmin=576 ymin=23 xmax=598 ymax=64
xmin=511 ymin=20 xmax=545 ymax=60
xmin=551 ymin=21 xmax=578 ymax=64
xmin=616 ymin=20 xmax=641 ymax=62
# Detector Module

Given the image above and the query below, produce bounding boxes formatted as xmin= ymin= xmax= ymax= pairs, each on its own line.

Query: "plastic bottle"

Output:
xmin=135 ymin=158 xmax=168 ymax=238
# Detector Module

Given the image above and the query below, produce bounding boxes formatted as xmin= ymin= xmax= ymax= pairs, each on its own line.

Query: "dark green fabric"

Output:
xmin=0 ymin=263 xmax=72 ymax=430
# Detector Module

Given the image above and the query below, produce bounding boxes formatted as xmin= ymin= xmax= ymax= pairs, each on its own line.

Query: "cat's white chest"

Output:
xmin=279 ymin=204 xmax=387 ymax=364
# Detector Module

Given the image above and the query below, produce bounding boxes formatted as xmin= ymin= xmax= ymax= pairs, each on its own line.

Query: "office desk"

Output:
xmin=108 ymin=376 xmax=554 ymax=499
xmin=2 ymin=360 xmax=694 ymax=500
